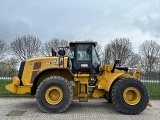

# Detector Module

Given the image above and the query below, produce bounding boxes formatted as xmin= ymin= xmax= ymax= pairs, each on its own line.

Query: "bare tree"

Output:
xmin=0 ymin=39 xmax=7 ymax=60
xmin=125 ymin=53 xmax=141 ymax=67
xmin=7 ymin=57 xmax=18 ymax=69
xmin=95 ymin=42 xmax=102 ymax=56
xmin=42 ymin=38 xmax=69 ymax=56
xmin=104 ymin=38 xmax=133 ymax=65
xmin=95 ymin=42 xmax=104 ymax=65
xmin=139 ymin=40 xmax=160 ymax=72
xmin=10 ymin=34 xmax=42 ymax=61
xmin=104 ymin=44 xmax=112 ymax=65
xmin=0 ymin=58 xmax=18 ymax=77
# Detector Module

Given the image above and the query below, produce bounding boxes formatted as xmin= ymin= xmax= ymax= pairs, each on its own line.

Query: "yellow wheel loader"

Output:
xmin=6 ymin=41 xmax=150 ymax=114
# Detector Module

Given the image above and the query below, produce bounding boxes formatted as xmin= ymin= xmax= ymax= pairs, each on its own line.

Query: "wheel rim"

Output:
xmin=45 ymin=86 xmax=63 ymax=105
xmin=123 ymin=87 xmax=141 ymax=105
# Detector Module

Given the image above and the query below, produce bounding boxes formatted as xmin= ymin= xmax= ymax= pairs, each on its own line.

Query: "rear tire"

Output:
xmin=111 ymin=78 xmax=149 ymax=115
xmin=36 ymin=76 xmax=73 ymax=113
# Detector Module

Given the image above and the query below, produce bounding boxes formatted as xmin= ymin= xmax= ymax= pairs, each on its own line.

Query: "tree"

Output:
xmin=41 ymin=38 xmax=69 ymax=56
xmin=125 ymin=53 xmax=141 ymax=67
xmin=7 ymin=57 xmax=18 ymax=73
xmin=95 ymin=42 xmax=104 ymax=65
xmin=0 ymin=58 xmax=18 ymax=77
xmin=10 ymin=35 xmax=42 ymax=61
xmin=104 ymin=38 xmax=133 ymax=66
xmin=103 ymin=44 xmax=112 ymax=65
xmin=139 ymin=40 xmax=160 ymax=72
xmin=0 ymin=39 xmax=7 ymax=60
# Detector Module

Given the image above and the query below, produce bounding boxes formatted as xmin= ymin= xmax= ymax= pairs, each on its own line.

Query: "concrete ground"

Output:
xmin=0 ymin=97 xmax=159 ymax=120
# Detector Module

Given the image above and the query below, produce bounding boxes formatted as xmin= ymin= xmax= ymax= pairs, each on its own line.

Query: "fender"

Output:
xmin=97 ymin=72 xmax=133 ymax=92
xmin=31 ymin=68 xmax=73 ymax=95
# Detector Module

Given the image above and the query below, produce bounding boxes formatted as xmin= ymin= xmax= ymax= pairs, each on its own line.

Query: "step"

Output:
xmin=78 ymin=93 xmax=88 ymax=102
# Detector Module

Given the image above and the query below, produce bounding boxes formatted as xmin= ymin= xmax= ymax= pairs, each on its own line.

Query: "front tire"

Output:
xmin=36 ymin=76 xmax=73 ymax=113
xmin=103 ymin=92 xmax=112 ymax=103
xmin=111 ymin=78 xmax=149 ymax=115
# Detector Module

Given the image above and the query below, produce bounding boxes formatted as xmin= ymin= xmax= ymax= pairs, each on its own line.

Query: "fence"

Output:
xmin=0 ymin=73 xmax=160 ymax=98
xmin=0 ymin=77 xmax=16 ymax=96
xmin=141 ymin=73 xmax=160 ymax=98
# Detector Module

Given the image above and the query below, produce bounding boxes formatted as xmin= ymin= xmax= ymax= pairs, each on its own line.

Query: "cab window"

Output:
xmin=77 ymin=45 xmax=91 ymax=60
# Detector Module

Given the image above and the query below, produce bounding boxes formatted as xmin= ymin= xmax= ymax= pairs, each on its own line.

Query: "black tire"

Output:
xmin=103 ymin=92 xmax=112 ymax=103
xmin=111 ymin=78 xmax=149 ymax=115
xmin=36 ymin=76 xmax=73 ymax=113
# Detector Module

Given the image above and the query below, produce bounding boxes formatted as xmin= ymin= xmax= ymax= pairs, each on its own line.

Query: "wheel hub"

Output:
xmin=45 ymin=86 xmax=63 ymax=105
xmin=123 ymin=87 xmax=141 ymax=105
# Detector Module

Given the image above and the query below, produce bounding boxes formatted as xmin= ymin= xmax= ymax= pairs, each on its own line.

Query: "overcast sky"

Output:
xmin=0 ymin=0 xmax=160 ymax=52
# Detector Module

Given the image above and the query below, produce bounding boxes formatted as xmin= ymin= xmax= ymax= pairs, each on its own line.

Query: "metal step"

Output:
xmin=79 ymin=83 xmax=88 ymax=102
xmin=78 ymin=93 xmax=88 ymax=102
xmin=88 ymin=86 xmax=96 ymax=88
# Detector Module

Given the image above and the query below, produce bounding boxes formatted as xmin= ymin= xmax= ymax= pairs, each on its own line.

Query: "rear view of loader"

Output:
xmin=5 ymin=41 xmax=151 ymax=115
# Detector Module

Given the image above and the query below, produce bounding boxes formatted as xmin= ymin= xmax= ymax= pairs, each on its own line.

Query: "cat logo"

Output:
xmin=53 ymin=60 xmax=63 ymax=65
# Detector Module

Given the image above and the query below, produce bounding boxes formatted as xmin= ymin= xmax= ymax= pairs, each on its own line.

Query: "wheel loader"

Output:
xmin=5 ymin=41 xmax=151 ymax=115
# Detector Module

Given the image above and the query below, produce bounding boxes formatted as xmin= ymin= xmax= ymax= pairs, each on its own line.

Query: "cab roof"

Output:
xmin=70 ymin=41 xmax=97 ymax=46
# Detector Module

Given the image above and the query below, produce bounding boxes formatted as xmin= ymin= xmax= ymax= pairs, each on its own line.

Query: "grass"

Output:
xmin=144 ymin=82 xmax=160 ymax=98
xmin=0 ymin=80 xmax=11 ymax=94
xmin=1 ymin=79 xmax=160 ymax=98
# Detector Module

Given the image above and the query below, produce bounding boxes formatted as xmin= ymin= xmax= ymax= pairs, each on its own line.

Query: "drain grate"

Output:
xmin=6 ymin=110 xmax=27 ymax=116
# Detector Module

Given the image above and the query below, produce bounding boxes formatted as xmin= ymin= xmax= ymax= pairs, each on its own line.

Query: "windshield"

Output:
xmin=92 ymin=45 xmax=101 ymax=67
xmin=69 ymin=46 xmax=74 ymax=58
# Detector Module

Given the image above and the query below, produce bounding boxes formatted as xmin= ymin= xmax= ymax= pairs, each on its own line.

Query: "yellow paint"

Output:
xmin=5 ymin=77 xmax=31 ymax=94
xmin=148 ymin=102 xmax=152 ymax=107
xmin=73 ymin=74 xmax=89 ymax=100
xmin=97 ymin=65 xmax=135 ymax=92
xmin=5 ymin=77 xmax=20 ymax=93
xmin=5 ymin=56 xmax=71 ymax=95
xmin=37 ymin=69 xmax=73 ymax=86
xmin=78 ymin=93 xmax=88 ymax=99
xmin=92 ymin=88 xmax=105 ymax=98
xmin=5 ymin=55 xmax=144 ymax=102
xmin=21 ymin=56 xmax=69 ymax=85
xmin=123 ymin=87 xmax=141 ymax=105
xmin=16 ymin=86 xmax=31 ymax=94
xmin=133 ymin=68 xmax=141 ymax=79
xmin=45 ymin=86 xmax=63 ymax=105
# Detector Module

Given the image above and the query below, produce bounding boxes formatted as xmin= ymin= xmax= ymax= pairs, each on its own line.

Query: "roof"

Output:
xmin=69 ymin=41 xmax=97 ymax=46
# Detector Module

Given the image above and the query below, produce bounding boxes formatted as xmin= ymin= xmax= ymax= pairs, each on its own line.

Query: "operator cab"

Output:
xmin=69 ymin=41 xmax=101 ymax=74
